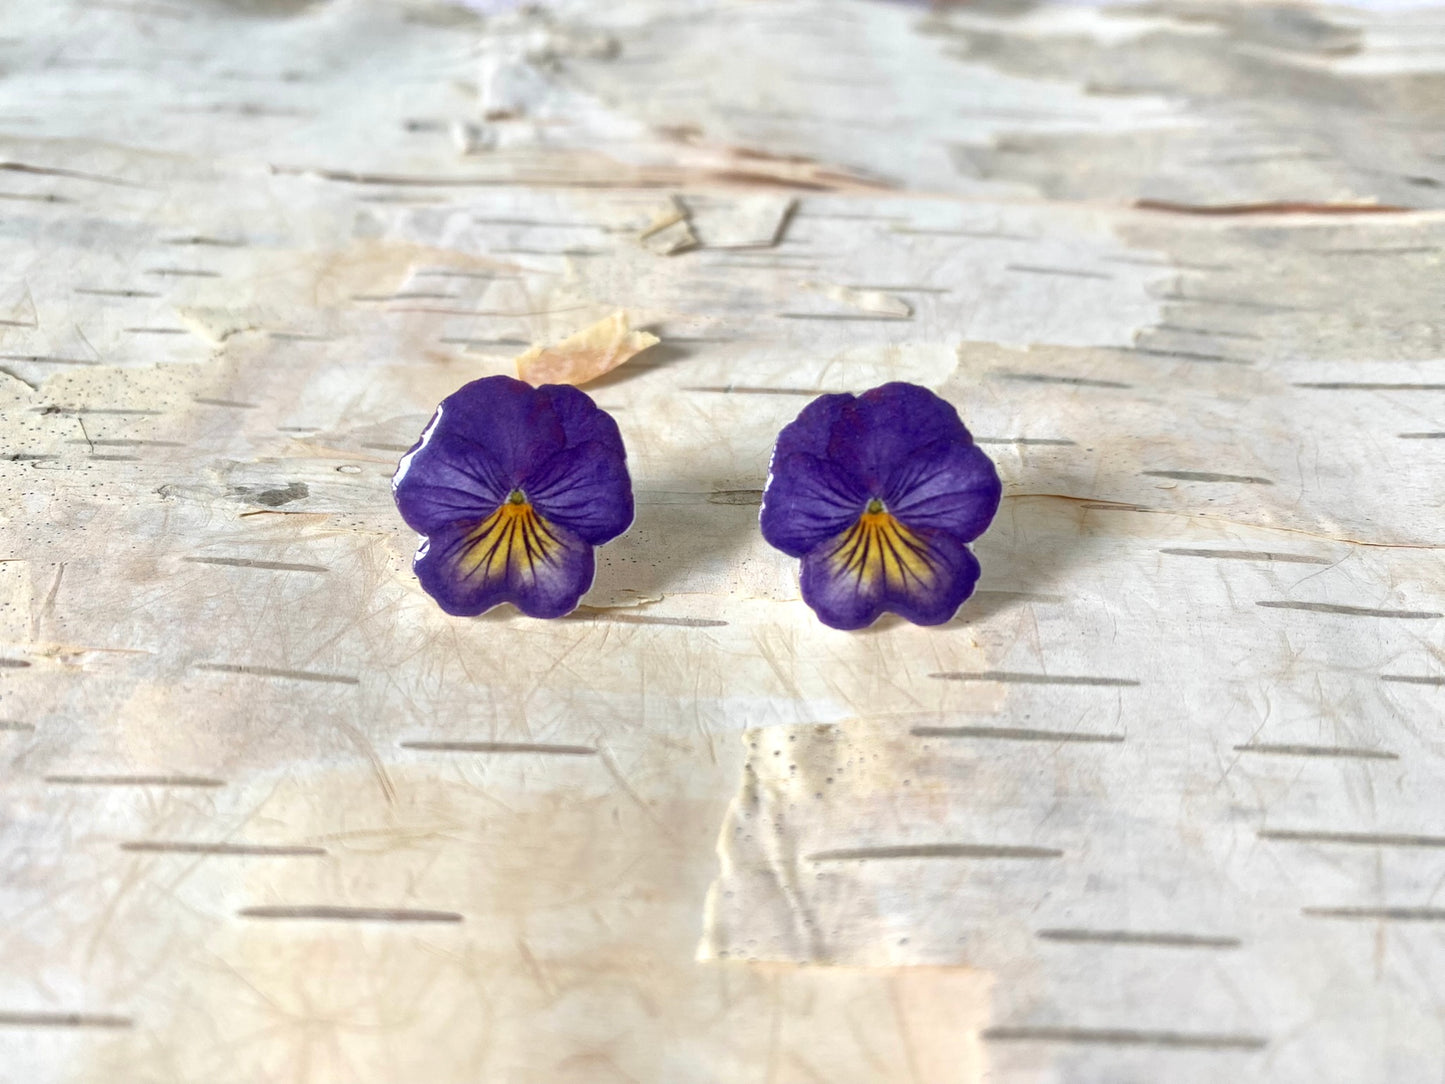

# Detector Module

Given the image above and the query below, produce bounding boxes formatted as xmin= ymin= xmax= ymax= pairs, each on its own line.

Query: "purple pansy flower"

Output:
xmin=760 ymin=382 xmax=1002 ymax=630
xmin=392 ymin=375 xmax=633 ymax=618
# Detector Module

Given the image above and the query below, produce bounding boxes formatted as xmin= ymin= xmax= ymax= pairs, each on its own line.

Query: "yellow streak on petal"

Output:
xmin=456 ymin=501 xmax=561 ymax=584
xmin=829 ymin=511 xmax=937 ymax=593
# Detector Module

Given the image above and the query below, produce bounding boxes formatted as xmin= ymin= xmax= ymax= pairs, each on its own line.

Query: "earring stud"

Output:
xmin=392 ymin=374 xmax=634 ymax=618
xmin=759 ymin=382 xmax=1001 ymax=630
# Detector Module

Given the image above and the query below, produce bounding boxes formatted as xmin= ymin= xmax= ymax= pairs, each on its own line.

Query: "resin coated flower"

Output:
xmin=760 ymin=382 xmax=1001 ymax=630
xmin=392 ymin=375 xmax=633 ymax=618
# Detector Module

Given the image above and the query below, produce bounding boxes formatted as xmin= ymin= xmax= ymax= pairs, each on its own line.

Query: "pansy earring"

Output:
xmin=392 ymin=374 xmax=634 ymax=618
xmin=759 ymin=382 xmax=1002 ymax=630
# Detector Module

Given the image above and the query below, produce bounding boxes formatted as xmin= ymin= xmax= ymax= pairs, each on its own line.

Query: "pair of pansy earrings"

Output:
xmin=392 ymin=375 xmax=1002 ymax=630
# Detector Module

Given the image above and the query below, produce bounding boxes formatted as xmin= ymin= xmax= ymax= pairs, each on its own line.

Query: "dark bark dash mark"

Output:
xmin=0 ymin=161 xmax=139 ymax=187
xmin=809 ymin=844 xmax=1063 ymax=861
xmin=983 ymin=1026 xmax=1266 ymax=1051
xmin=1261 ymin=829 xmax=1445 ymax=847
xmin=931 ymin=670 xmax=1138 ymax=687
xmin=683 ymin=386 xmax=824 ymax=396
xmin=975 ymin=437 xmax=1076 ymax=446
xmin=194 ymin=663 xmax=359 ymax=684
xmin=0 ymin=1011 xmax=133 ymax=1029
xmin=45 ymin=774 xmax=224 ymax=787
xmin=400 ymin=740 xmax=596 ymax=756
xmin=352 ymin=292 xmax=458 ymax=302
xmin=1154 ymin=324 xmax=1262 ymax=340
xmin=1234 ymin=743 xmax=1397 ymax=760
xmin=183 ymin=557 xmax=329 ymax=573
xmin=1162 ymin=548 xmax=1330 ymax=564
xmin=162 ymin=236 xmax=245 ymax=247
xmin=707 ymin=490 xmax=764 ymax=506
xmin=566 ymin=612 xmax=730 ymax=628
xmin=1258 ymin=601 xmax=1440 ymax=619
xmin=1296 ymin=382 xmax=1445 ymax=391
xmin=1158 ymin=292 xmax=1313 ymax=312
xmin=1145 ymin=470 xmax=1273 ymax=484
xmin=239 ymin=905 xmax=462 ymax=923
xmin=993 ymin=372 xmax=1132 ymax=389
xmin=65 ymin=439 xmax=183 ymax=447
xmin=1006 ymin=265 xmax=1113 ymax=280
xmin=892 ymin=227 xmax=1034 ymax=240
xmin=1137 ymin=198 xmax=1408 ymax=216
xmin=1304 ymin=906 xmax=1445 ymax=921
xmin=912 ymin=726 xmax=1123 ymax=743
xmin=776 ymin=313 xmax=912 ymax=322
xmin=1036 ymin=929 xmax=1240 ymax=948
xmin=121 ymin=842 xmax=326 ymax=856
xmin=1125 ymin=348 xmax=1250 ymax=364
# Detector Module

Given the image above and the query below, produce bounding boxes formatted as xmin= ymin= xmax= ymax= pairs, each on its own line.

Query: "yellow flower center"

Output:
xmin=456 ymin=493 xmax=561 ymax=581
xmin=827 ymin=500 xmax=938 ymax=591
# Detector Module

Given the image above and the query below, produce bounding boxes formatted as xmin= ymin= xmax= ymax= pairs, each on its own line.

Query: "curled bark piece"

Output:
xmin=515 ymin=311 xmax=660 ymax=386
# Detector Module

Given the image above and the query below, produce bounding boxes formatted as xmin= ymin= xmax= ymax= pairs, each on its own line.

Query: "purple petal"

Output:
xmin=430 ymin=375 xmax=569 ymax=483
xmin=798 ymin=513 xmax=981 ymax=630
xmin=770 ymin=392 xmax=856 ymax=462
xmin=393 ymin=416 xmax=512 ymax=535
xmin=760 ymin=452 xmax=868 ymax=557
xmin=884 ymin=439 xmax=1002 ymax=542
xmin=523 ymin=440 xmax=634 ymax=545
xmin=413 ymin=503 xmax=595 ymax=618
xmin=826 ymin=383 xmax=973 ymax=490
xmin=545 ymin=382 xmax=629 ymax=459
